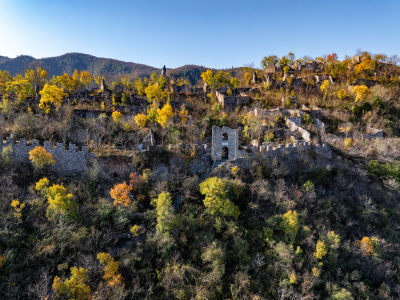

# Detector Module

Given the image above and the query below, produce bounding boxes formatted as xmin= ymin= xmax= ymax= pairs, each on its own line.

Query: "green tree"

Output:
xmin=199 ymin=177 xmax=240 ymax=219
xmin=261 ymin=55 xmax=279 ymax=69
xmin=153 ymin=191 xmax=175 ymax=235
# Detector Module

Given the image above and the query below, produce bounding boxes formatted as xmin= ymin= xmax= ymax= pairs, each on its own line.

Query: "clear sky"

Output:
xmin=0 ymin=0 xmax=399 ymax=69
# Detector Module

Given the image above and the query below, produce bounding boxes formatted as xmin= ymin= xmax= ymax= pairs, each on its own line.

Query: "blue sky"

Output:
xmin=0 ymin=0 xmax=399 ymax=68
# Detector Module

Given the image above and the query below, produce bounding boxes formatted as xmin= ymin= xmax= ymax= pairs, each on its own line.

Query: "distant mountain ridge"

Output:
xmin=0 ymin=52 xmax=211 ymax=84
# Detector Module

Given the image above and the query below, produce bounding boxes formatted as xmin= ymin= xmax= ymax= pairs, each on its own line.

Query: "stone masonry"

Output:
xmin=211 ymin=126 xmax=246 ymax=161
xmin=0 ymin=137 xmax=94 ymax=176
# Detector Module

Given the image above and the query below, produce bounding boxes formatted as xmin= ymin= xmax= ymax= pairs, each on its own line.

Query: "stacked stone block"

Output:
xmin=0 ymin=136 xmax=94 ymax=176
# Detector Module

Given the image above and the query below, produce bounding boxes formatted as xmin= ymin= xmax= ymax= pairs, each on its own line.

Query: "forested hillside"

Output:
xmin=0 ymin=50 xmax=400 ymax=299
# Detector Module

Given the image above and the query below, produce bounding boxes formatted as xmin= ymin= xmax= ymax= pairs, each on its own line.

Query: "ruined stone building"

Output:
xmin=215 ymin=90 xmax=250 ymax=111
xmin=211 ymin=126 xmax=246 ymax=161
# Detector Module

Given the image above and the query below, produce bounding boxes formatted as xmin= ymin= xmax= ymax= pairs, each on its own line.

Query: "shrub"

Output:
xmin=231 ymin=166 xmax=240 ymax=176
xmin=130 ymin=224 xmax=140 ymax=237
xmin=29 ymin=146 xmax=56 ymax=170
xmin=352 ymin=85 xmax=370 ymax=102
xmin=337 ymin=89 xmax=347 ymax=100
xmin=52 ymin=267 xmax=91 ymax=300
xmin=320 ymin=80 xmax=330 ymax=92
xmin=280 ymin=210 xmax=298 ymax=242
xmin=301 ymin=113 xmax=313 ymax=125
xmin=314 ymin=240 xmax=328 ymax=259
xmin=134 ymin=113 xmax=147 ymax=128
xmin=153 ymin=191 xmax=175 ymax=235
xmin=156 ymin=102 xmax=174 ymax=128
xmin=312 ymin=267 xmax=321 ymax=278
xmin=35 ymin=177 xmax=50 ymax=193
xmin=289 ymin=272 xmax=297 ymax=285
xmin=327 ymin=231 xmax=341 ymax=249
xmin=368 ymin=160 xmax=400 ymax=182
xmin=46 ymin=184 xmax=77 ymax=220
xmin=112 ymin=111 xmax=122 ymax=124
xmin=1 ymin=144 xmax=13 ymax=165
xmin=0 ymin=255 xmax=5 ymax=268
xmin=264 ymin=131 xmax=274 ymax=142
xmin=343 ymin=138 xmax=352 ymax=149
xmin=355 ymin=236 xmax=374 ymax=256
xmin=10 ymin=199 xmax=25 ymax=222
xmin=97 ymin=252 xmax=124 ymax=288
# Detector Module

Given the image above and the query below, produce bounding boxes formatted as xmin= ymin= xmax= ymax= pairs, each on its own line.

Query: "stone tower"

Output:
xmin=211 ymin=126 xmax=246 ymax=161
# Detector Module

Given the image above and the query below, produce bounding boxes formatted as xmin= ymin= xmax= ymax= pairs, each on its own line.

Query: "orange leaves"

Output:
xmin=29 ymin=146 xmax=56 ymax=170
xmin=110 ymin=182 xmax=132 ymax=207
xmin=327 ymin=53 xmax=338 ymax=64
xmin=355 ymin=58 xmax=375 ymax=74
xmin=97 ymin=252 xmax=124 ymax=288
xmin=355 ymin=236 xmax=374 ymax=256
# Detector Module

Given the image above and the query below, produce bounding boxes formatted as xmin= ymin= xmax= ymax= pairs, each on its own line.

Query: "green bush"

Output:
xmin=368 ymin=160 xmax=400 ymax=182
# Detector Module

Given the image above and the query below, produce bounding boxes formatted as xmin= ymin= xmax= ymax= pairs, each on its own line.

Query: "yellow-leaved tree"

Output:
xmin=178 ymin=105 xmax=189 ymax=125
xmin=36 ymin=179 xmax=77 ymax=220
xmin=79 ymin=70 xmax=93 ymax=88
xmin=52 ymin=267 xmax=91 ymax=300
xmin=39 ymin=84 xmax=67 ymax=114
xmin=153 ymin=191 xmax=175 ymax=236
xmin=156 ymin=102 xmax=174 ymax=128
xmin=134 ymin=113 xmax=147 ymax=128
xmin=280 ymin=210 xmax=299 ymax=243
xmin=110 ymin=182 xmax=132 ymax=207
xmin=29 ymin=146 xmax=56 ymax=170
xmin=313 ymin=240 xmax=328 ymax=259
xmin=352 ymin=85 xmax=371 ymax=102
xmin=97 ymin=252 xmax=124 ymax=288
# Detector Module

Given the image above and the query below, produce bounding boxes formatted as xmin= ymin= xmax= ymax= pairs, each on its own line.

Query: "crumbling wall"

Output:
xmin=215 ymin=91 xmax=250 ymax=111
xmin=211 ymin=126 xmax=246 ymax=161
xmin=259 ymin=141 xmax=332 ymax=159
xmin=286 ymin=117 xmax=311 ymax=141
xmin=0 ymin=137 xmax=94 ymax=176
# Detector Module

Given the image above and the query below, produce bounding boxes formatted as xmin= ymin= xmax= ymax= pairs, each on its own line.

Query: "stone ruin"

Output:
xmin=0 ymin=137 xmax=94 ymax=176
xmin=211 ymin=126 xmax=246 ymax=161
xmin=161 ymin=65 xmax=167 ymax=77
xmin=211 ymin=124 xmax=332 ymax=164
xmin=215 ymin=88 xmax=250 ymax=111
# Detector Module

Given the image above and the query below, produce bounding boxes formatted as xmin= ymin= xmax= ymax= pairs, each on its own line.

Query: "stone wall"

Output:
xmin=285 ymin=117 xmax=311 ymax=142
xmin=0 ymin=137 xmax=94 ymax=176
xmin=259 ymin=141 xmax=332 ymax=159
xmin=215 ymin=91 xmax=250 ymax=111
xmin=211 ymin=126 xmax=246 ymax=161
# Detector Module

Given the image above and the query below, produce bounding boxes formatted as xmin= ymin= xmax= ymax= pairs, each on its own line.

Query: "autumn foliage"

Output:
xmin=29 ymin=146 xmax=56 ymax=170
xmin=97 ymin=252 xmax=124 ymax=288
xmin=156 ymin=102 xmax=174 ymax=128
xmin=110 ymin=182 xmax=132 ymax=207
xmin=39 ymin=83 xmax=67 ymax=113
xmin=52 ymin=267 xmax=91 ymax=300
xmin=356 ymin=236 xmax=374 ymax=256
